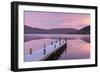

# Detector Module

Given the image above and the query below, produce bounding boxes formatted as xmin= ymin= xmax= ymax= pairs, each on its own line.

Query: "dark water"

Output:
xmin=24 ymin=34 xmax=90 ymax=61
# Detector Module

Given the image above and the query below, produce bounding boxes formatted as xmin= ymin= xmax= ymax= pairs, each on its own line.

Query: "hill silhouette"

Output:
xmin=24 ymin=25 xmax=78 ymax=34
xmin=78 ymin=26 xmax=90 ymax=34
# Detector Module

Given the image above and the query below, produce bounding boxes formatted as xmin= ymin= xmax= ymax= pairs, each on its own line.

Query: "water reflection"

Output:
xmin=58 ymin=39 xmax=90 ymax=60
xmin=81 ymin=36 xmax=90 ymax=43
xmin=24 ymin=34 xmax=90 ymax=61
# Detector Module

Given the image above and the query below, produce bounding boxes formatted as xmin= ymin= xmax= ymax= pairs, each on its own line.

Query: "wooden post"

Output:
xmin=64 ymin=46 xmax=67 ymax=53
xmin=44 ymin=44 xmax=46 ymax=55
xmin=62 ymin=40 xmax=64 ymax=43
xmin=64 ymin=38 xmax=67 ymax=52
xmin=51 ymin=41 xmax=53 ymax=45
xmin=55 ymin=40 xmax=57 ymax=43
xmin=54 ymin=44 xmax=56 ymax=48
xmin=59 ymin=37 xmax=61 ymax=42
xmin=44 ymin=49 xmax=46 ymax=55
xmin=65 ymin=38 xmax=67 ymax=42
xmin=59 ymin=41 xmax=61 ymax=45
xmin=65 ymin=38 xmax=67 ymax=48
xmin=59 ymin=37 xmax=61 ymax=45
xmin=29 ymin=48 xmax=32 ymax=55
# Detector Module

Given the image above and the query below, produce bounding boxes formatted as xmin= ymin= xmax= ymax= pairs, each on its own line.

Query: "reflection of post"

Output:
xmin=30 ymin=48 xmax=32 ymax=55
xmin=65 ymin=38 xmax=67 ymax=42
xmin=44 ymin=44 xmax=46 ymax=55
xmin=65 ymin=38 xmax=67 ymax=48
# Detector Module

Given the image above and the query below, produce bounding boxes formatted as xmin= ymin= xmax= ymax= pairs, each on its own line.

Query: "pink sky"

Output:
xmin=24 ymin=11 xmax=90 ymax=29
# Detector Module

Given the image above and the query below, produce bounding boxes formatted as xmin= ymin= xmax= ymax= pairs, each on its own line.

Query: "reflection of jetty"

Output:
xmin=24 ymin=39 xmax=67 ymax=62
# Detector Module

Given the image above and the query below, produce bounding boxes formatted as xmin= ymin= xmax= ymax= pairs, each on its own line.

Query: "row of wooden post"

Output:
xmin=29 ymin=38 xmax=67 ymax=55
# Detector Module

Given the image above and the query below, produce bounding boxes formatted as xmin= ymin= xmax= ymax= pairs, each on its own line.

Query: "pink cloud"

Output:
xmin=24 ymin=11 xmax=90 ymax=29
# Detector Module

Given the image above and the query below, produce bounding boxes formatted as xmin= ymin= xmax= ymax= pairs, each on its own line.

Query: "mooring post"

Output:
xmin=59 ymin=37 xmax=61 ymax=45
xmin=55 ymin=40 xmax=57 ymax=43
xmin=54 ymin=44 xmax=56 ymax=48
xmin=29 ymin=48 xmax=32 ymax=55
xmin=62 ymin=40 xmax=64 ymax=43
xmin=59 ymin=37 xmax=61 ymax=41
xmin=51 ymin=41 xmax=53 ymax=45
xmin=64 ymin=38 xmax=67 ymax=52
xmin=65 ymin=38 xmax=67 ymax=48
xmin=43 ymin=44 xmax=46 ymax=55
xmin=65 ymin=38 xmax=66 ymax=42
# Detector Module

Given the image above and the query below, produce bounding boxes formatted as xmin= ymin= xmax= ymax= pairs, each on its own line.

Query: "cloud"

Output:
xmin=24 ymin=11 xmax=90 ymax=29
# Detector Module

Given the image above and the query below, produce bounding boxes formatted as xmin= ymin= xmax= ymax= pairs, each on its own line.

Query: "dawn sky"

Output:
xmin=24 ymin=11 xmax=90 ymax=29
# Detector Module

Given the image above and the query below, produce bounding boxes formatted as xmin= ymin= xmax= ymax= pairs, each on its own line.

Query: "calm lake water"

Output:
xmin=24 ymin=34 xmax=90 ymax=61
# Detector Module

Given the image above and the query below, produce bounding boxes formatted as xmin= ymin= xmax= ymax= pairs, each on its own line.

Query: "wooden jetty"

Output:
xmin=24 ymin=39 xmax=67 ymax=62
xmin=40 ymin=43 xmax=66 ymax=60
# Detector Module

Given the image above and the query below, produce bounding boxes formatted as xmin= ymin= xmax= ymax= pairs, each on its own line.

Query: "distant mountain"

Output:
xmin=24 ymin=25 xmax=78 ymax=34
xmin=49 ymin=28 xmax=78 ymax=34
xmin=24 ymin=25 xmax=46 ymax=34
xmin=78 ymin=26 xmax=90 ymax=34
